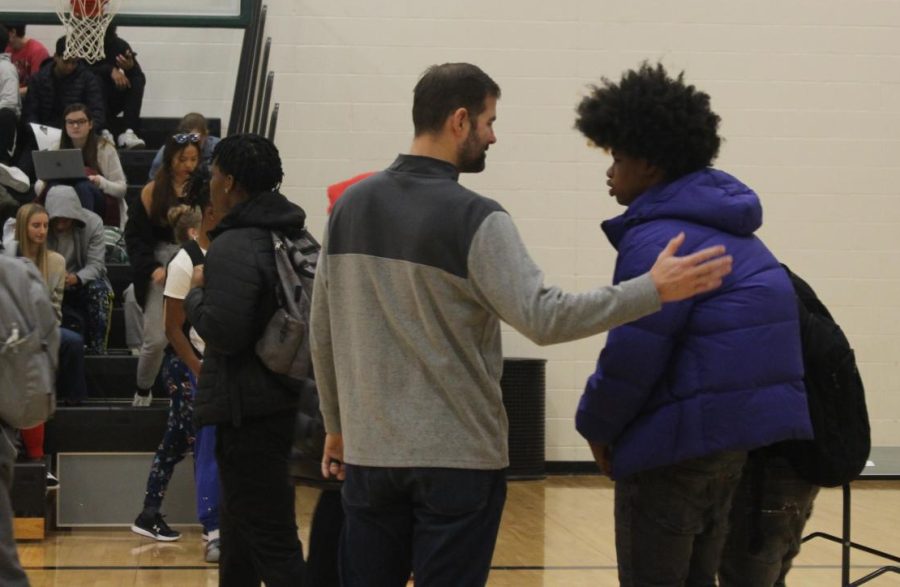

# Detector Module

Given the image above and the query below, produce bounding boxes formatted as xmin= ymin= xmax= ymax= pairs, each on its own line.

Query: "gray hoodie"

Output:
xmin=45 ymin=185 xmax=107 ymax=285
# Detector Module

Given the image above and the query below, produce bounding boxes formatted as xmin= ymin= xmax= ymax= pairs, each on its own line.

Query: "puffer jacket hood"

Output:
xmin=45 ymin=185 xmax=89 ymax=226
xmin=211 ymin=191 xmax=306 ymax=240
xmin=577 ymin=168 xmax=812 ymax=479
xmin=602 ymin=169 xmax=762 ymax=249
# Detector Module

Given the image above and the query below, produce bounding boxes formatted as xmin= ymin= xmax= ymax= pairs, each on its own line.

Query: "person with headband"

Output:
xmin=125 ymin=132 xmax=200 ymax=406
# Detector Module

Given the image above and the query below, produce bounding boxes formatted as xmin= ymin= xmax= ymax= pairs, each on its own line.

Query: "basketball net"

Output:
xmin=55 ymin=0 xmax=123 ymax=63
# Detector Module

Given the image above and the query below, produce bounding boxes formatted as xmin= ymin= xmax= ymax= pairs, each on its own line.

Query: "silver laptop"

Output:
xmin=32 ymin=149 xmax=86 ymax=181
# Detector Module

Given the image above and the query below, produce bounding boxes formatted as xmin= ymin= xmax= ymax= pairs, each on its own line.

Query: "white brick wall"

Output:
xmin=29 ymin=0 xmax=900 ymax=459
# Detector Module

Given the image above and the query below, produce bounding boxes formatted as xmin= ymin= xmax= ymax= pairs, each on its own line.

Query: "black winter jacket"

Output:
xmin=23 ymin=59 xmax=106 ymax=129
xmin=184 ymin=191 xmax=307 ymax=427
xmin=123 ymin=197 xmax=175 ymax=309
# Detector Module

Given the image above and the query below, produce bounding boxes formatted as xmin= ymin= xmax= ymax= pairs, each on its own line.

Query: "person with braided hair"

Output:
xmin=184 ymin=134 xmax=307 ymax=585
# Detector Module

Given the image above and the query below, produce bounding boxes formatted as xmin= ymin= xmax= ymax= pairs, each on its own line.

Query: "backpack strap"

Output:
xmin=183 ymin=240 xmax=205 ymax=267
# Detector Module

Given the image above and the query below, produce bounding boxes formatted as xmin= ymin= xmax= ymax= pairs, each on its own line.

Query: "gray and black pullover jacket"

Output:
xmin=310 ymin=154 xmax=660 ymax=470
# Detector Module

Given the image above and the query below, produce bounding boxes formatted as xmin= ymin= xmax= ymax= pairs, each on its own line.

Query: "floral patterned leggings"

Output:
xmin=142 ymin=352 xmax=196 ymax=510
xmin=141 ymin=351 xmax=220 ymax=532
xmin=61 ymin=279 xmax=113 ymax=354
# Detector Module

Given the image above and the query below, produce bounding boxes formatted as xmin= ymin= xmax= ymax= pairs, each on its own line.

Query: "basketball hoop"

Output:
xmin=55 ymin=0 xmax=123 ymax=63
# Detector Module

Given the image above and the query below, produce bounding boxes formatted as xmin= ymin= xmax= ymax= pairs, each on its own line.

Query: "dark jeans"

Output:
xmin=306 ymin=489 xmax=343 ymax=587
xmin=216 ymin=412 xmax=305 ymax=587
xmin=58 ymin=327 xmax=87 ymax=403
xmin=340 ymin=465 xmax=507 ymax=587
xmin=615 ymin=451 xmax=747 ymax=587
xmin=0 ymin=108 xmax=16 ymax=166
xmin=719 ymin=452 xmax=820 ymax=587
xmin=102 ymin=71 xmax=145 ymax=135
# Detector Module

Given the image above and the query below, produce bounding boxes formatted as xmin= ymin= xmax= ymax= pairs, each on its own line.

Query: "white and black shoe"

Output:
xmin=131 ymin=512 xmax=181 ymax=542
xmin=0 ymin=163 xmax=29 ymax=193
xmin=46 ymin=471 xmax=59 ymax=490
xmin=132 ymin=391 xmax=152 ymax=407
xmin=205 ymin=537 xmax=221 ymax=563
xmin=118 ymin=129 xmax=146 ymax=150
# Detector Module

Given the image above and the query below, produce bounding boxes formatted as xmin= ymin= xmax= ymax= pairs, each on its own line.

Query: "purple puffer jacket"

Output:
xmin=575 ymin=168 xmax=813 ymax=479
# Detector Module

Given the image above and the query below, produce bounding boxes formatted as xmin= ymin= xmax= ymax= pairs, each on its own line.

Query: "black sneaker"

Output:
xmin=46 ymin=472 xmax=59 ymax=490
xmin=131 ymin=512 xmax=181 ymax=542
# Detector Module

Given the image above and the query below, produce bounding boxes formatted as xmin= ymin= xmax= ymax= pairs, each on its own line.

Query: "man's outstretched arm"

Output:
xmin=649 ymin=232 xmax=732 ymax=302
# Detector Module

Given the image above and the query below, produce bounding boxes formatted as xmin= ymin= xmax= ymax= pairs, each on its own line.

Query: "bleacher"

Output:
xmin=12 ymin=117 xmax=221 ymax=538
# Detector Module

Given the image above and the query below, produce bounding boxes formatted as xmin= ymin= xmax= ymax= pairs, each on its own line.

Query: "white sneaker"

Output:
xmin=0 ymin=163 xmax=29 ymax=193
xmin=132 ymin=391 xmax=152 ymax=407
xmin=118 ymin=129 xmax=146 ymax=150
xmin=205 ymin=537 xmax=220 ymax=563
xmin=100 ymin=129 xmax=116 ymax=145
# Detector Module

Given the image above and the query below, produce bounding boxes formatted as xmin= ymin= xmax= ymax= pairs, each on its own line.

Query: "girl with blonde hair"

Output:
xmin=7 ymin=204 xmax=87 ymax=477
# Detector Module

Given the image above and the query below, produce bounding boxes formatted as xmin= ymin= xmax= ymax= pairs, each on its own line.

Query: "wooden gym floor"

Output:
xmin=17 ymin=477 xmax=900 ymax=586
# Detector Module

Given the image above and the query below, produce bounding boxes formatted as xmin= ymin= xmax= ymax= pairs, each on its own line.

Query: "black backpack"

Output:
xmin=774 ymin=265 xmax=871 ymax=487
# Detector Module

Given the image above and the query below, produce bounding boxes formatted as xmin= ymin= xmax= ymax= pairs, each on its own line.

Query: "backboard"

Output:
xmin=3 ymin=0 xmax=252 ymax=28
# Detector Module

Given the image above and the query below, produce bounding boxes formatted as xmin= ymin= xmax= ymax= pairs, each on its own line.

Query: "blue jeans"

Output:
xmin=193 ymin=423 xmax=219 ymax=533
xmin=615 ymin=451 xmax=747 ymax=587
xmin=340 ymin=465 xmax=507 ymax=587
xmin=719 ymin=452 xmax=820 ymax=587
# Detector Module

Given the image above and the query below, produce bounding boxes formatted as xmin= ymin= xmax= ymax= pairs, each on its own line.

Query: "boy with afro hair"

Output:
xmin=573 ymin=62 xmax=814 ymax=586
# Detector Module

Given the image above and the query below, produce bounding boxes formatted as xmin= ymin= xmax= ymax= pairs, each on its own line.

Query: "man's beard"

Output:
xmin=457 ymin=129 xmax=487 ymax=173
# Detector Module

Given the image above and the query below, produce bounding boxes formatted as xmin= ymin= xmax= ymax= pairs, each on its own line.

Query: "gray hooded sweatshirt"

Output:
xmin=45 ymin=185 xmax=107 ymax=285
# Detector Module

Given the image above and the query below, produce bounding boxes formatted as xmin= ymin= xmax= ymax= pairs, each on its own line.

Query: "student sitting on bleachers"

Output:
xmin=91 ymin=24 xmax=146 ymax=150
xmin=125 ymin=133 xmax=200 ymax=406
xmin=2 ymin=204 xmax=88 ymax=486
xmin=45 ymin=184 xmax=113 ymax=354
xmin=0 ymin=25 xmax=19 ymax=167
xmin=147 ymin=113 xmax=219 ymax=181
xmin=2 ymin=22 xmax=49 ymax=98
xmin=36 ymin=103 xmax=127 ymax=228
xmin=18 ymin=36 xmax=106 ymax=182
xmin=0 ymin=25 xmax=23 ymax=223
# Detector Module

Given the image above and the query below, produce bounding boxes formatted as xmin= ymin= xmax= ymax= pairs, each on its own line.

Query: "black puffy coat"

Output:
xmin=23 ymin=59 xmax=106 ymax=129
xmin=184 ymin=191 xmax=307 ymax=427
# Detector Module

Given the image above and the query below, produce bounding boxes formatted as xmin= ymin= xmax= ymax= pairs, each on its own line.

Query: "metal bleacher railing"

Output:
xmin=227 ymin=0 xmax=280 ymax=140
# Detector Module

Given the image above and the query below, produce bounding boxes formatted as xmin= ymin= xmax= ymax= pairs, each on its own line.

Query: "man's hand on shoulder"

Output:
xmin=650 ymin=232 xmax=733 ymax=303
